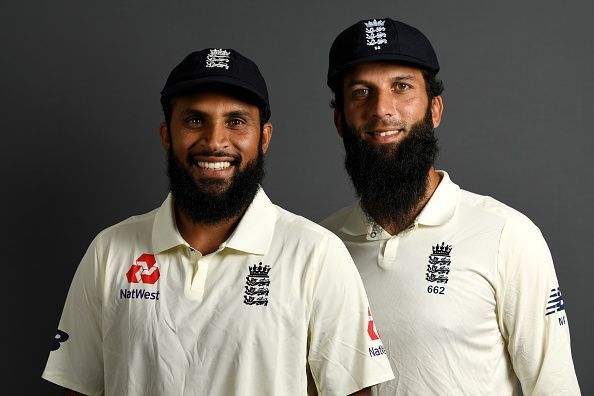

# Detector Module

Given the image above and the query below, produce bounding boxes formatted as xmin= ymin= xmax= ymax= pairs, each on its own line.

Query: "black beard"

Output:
xmin=167 ymin=144 xmax=265 ymax=224
xmin=342 ymin=108 xmax=439 ymax=232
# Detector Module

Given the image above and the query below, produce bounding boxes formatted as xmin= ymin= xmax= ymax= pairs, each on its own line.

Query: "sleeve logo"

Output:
xmin=50 ymin=329 xmax=69 ymax=351
xmin=367 ymin=307 xmax=380 ymax=340
xmin=546 ymin=287 xmax=565 ymax=315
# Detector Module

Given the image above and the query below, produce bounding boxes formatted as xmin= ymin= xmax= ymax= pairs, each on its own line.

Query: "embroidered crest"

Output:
xmin=546 ymin=287 xmax=565 ymax=315
xmin=364 ymin=19 xmax=387 ymax=50
xmin=243 ymin=262 xmax=270 ymax=306
xmin=426 ymin=242 xmax=452 ymax=287
xmin=205 ymin=48 xmax=231 ymax=69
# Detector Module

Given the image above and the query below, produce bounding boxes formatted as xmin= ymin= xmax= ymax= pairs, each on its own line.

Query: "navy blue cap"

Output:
xmin=161 ymin=48 xmax=271 ymax=122
xmin=328 ymin=18 xmax=439 ymax=88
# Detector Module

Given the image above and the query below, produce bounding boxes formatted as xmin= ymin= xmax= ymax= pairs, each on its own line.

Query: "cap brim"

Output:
xmin=161 ymin=75 xmax=268 ymax=108
xmin=328 ymin=53 xmax=439 ymax=86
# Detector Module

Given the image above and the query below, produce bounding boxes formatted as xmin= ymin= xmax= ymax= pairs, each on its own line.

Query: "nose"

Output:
xmin=199 ymin=123 xmax=229 ymax=151
xmin=372 ymin=89 xmax=396 ymax=119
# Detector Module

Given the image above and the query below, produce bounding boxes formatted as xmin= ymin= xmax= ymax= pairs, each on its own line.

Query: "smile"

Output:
xmin=369 ymin=129 xmax=402 ymax=137
xmin=196 ymin=161 xmax=232 ymax=170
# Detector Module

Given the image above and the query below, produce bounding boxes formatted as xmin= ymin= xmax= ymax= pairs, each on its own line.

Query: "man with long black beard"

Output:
xmin=321 ymin=18 xmax=581 ymax=395
xmin=42 ymin=48 xmax=394 ymax=396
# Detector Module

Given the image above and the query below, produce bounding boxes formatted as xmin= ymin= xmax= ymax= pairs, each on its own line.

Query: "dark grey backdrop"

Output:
xmin=2 ymin=0 xmax=592 ymax=394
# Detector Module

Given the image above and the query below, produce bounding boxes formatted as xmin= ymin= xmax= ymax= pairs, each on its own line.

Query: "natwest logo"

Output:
xmin=367 ymin=307 xmax=380 ymax=340
xmin=126 ymin=254 xmax=160 ymax=284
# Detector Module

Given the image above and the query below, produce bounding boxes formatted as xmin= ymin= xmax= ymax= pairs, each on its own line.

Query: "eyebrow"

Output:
xmin=179 ymin=108 xmax=252 ymax=118
xmin=346 ymin=74 xmax=417 ymax=88
xmin=180 ymin=108 xmax=207 ymax=118
xmin=225 ymin=110 xmax=251 ymax=118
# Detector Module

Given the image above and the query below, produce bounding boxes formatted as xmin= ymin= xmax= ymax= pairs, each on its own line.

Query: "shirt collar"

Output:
xmin=224 ymin=188 xmax=276 ymax=255
xmin=152 ymin=193 xmax=188 ymax=254
xmin=415 ymin=171 xmax=460 ymax=226
xmin=152 ymin=188 xmax=276 ymax=255
xmin=339 ymin=170 xmax=460 ymax=237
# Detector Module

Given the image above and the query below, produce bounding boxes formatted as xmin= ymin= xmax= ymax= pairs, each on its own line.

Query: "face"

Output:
xmin=335 ymin=62 xmax=443 ymax=145
xmin=160 ymin=91 xmax=272 ymax=194
xmin=334 ymin=62 xmax=443 ymax=231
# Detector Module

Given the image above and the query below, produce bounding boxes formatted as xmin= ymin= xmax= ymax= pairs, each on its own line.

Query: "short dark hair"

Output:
xmin=161 ymin=83 xmax=268 ymax=132
xmin=329 ymin=66 xmax=444 ymax=110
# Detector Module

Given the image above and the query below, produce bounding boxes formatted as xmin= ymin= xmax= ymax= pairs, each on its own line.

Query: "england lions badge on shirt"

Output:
xmin=426 ymin=242 xmax=452 ymax=295
xmin=244 ymin=262 xmax=270 ymax=306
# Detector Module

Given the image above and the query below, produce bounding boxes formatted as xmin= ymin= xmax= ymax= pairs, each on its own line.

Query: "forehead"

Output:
xmin=342 ymin=62 xmax=425 ymax=86
xmin=171 ymin=90 xmax=260 ymax=115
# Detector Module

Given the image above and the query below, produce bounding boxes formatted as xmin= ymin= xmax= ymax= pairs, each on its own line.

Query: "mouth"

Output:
xmin=195 ymin=161 xmax=232 ymax=170
xmin=188 ymin=155 xmax=238 ymax=179
xmin=370 ymin=129 xmax=402 ymax=137
xmin=366 ymin=129 xmax=405 ymax=142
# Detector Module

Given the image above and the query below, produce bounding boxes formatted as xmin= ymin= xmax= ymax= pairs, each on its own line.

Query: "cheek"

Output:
xmin=343 ymin=104 xmax=366 ymax=125
xmin=402 ymin=99 xmax=429 ymax=120
xmin=233 ymin=135 xmax=261 ymax=160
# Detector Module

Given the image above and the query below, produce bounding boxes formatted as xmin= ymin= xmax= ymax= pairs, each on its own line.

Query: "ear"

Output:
xmin=333 ymin=110 xmax=344 ymax=138
xmin=159 ymin=122 xmax=170 ymax=151
xmin=261 ymin=122 xmax=273 ymax=154
xmin=430 ymin=95 xmax=444 ymax=128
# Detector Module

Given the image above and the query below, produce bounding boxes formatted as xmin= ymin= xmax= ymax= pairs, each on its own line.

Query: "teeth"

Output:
xmin=196 ymin=161 xmax=231 ymax=169
xmin=378 ymin=130 xmax=400 ymax=137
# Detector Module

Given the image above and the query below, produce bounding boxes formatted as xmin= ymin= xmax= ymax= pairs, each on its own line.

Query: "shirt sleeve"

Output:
xmin=42 ymin=236 xmax=105 ymax=396
xmin=496 ymin=220 xmax=581 ymax=395
xmin=307 ymin=233 xmax=394 ymax=396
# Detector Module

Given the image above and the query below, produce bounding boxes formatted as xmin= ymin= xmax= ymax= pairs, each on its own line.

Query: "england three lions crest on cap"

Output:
xmin=206 ymin=49 xmax=231 ymax=69
xmin=364 ymin=19 xmax=387 ymax=50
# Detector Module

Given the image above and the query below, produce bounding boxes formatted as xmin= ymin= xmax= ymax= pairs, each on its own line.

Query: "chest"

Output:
xmin=345 ymin=225 xmax=502 ymax=335
xmin=102 ymin=248 xmax=310 ymax=352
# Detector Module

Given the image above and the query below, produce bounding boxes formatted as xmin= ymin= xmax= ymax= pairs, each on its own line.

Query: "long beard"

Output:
xmin=342 ymin=108 xmax=438 ymax=232
xmin=167 ymin=145 xmax=265 ymax=224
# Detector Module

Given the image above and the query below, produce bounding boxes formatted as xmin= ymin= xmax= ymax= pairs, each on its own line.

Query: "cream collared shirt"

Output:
xmin=43 ymin=189 xmax=394 ymax=396
xmin=322 ymin=171 xmax=580 ymax=396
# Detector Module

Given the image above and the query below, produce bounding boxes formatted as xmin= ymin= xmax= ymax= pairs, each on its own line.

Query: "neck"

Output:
xmin=174 ymin=205 xmax=245 ymax=255
xmin=382 ymin=167 xmax=442 ymax=235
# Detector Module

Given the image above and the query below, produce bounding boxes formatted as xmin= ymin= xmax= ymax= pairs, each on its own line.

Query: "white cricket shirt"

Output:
xmin=321 ymin=171 xmax=580 ymax=395
xmin=43 ymin=189 xmax=394 ymax=396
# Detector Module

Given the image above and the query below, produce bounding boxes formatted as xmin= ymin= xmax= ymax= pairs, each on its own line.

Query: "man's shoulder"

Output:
xmin=458 ymin=188 xmax=540 ymax=234
xmin=94 ymin=206 xmax=159 ymax=244
xmin=318 ymin=202 xmax=358 ymax=234
xmin=272 ymin=203 xmax=348 ymax=246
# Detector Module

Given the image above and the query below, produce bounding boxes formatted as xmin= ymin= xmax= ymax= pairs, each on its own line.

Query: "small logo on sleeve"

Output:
xmin=51 ymin=329 xmax=69 ymax=351
xmin=367 ymin=307 xmax=380 ymax=340
xmin=244 ymin=263 xmax=270 ymax=306
xmin=546 ymin=287 xmax=565 ymax=315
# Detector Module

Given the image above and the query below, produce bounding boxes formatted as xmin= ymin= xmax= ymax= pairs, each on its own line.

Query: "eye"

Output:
xmin=186 ymin=117 xmax=203 ymax=127
xmin=228 ymin=118 xmax=246 ymax=128
xmin=395 ymin=82 xmax=411 ymax=91
xmin=352 ymin=88 xmax=370 ymax=97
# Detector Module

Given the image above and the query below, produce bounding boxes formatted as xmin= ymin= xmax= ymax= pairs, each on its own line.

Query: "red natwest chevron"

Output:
xmin=125 ymin=254 xmax=160 ymax=284
xmin=367 ymin=307 xmax=380 ymax=340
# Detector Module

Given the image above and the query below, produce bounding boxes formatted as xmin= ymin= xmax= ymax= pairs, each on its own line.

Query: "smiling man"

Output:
xmin=42 ymin=48 xmax=394 ymax=396
xmin=321 ymin=18 xmax=581 ymax=395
